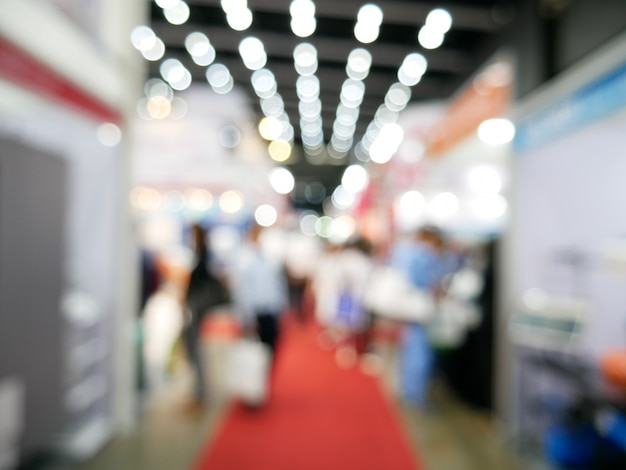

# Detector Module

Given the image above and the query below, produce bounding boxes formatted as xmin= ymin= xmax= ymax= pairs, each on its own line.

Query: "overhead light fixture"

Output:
xmin=131 ymin=26 xmax=157 ymax=51
xmin=163 ymin=1 xmax=190 ymax=25
xmin=293 ymin=43 xmax=318 ymax=75
xmin=205 ymin=63 xmax=234 ymax=94
xmin=418 ymin=8 xmax=452 ymax=50
xmin=185 ymin=32 xmax=210 ymax=56
xmin=341 ymin=164 xmax=369 ymax=193
xmin=477 ymin=118 xmax=516 ymax=144
xmin=290 ymin=0 xmax=316 ymax=37
xmin=142 ymin=38 xmax=165 ymax=61
xmin=354 ymin=4 xmax=384 ymax=44
xmin=398 ymin=53 xmax=427 ymax=86
xmin=269 ymin=168 xmax=295 ymax=194
xmin=346 ymin=48 xmax=372 ymax=80
xmin=239 ymin=36 xmax=267 ymax=70
xmin=260 ymin=95 xmax=285 ymax=117
xmin=425 ymin=8 xmax=452 ymax=33
xmin=222 ymin=0 xmax=253 ymax=31
xmin=385 ymin=83 xmax=412 ymax=111
xmin=251 ymin=69 xmax=278 ymax=98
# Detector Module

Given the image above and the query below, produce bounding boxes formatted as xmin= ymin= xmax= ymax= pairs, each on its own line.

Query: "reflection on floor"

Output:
xmin=76 ymin=317 xmax=526 ymax=470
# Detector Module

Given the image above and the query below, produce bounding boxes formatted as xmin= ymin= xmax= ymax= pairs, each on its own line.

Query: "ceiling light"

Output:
xmin=315 ymin=216 xmax=334 ymax=238
xmin=160 ymin=58 xmax=186 ymax=83
xmin=477 ymin=118 xmax=516 ymax=144
xmin=332 ymin=121 xmax=356 ymax=139
xmin=192 ymin=48 xmax=216 ymax=66
xmin=385 ymin=83 xmax=412 ymax=111
xmin=332 ymin=215 xmax=357 ymax=243
xmin=97 ymin=123 xmax=122 ymax=147
xmin=425 ymin=8 xmax=452 ymax=33
xmin=354 ymin=22 xmax=380 ymax=44
xmin=301 ymin=132 xmax=324 ymax=147
xmin=269 ymin=140 xmax=293 ymax=162
xmin=298 ymin=99 xmax=322 ymax=119
xmin=185 ymin=32 xmax=211 ymax=57
xmin=145 ymin=79 xmax=173 ymax=100
xmin=398 ymin=53 xmax=428 ymax=86
xmin=221 ymin=0 xmax=247 ymax=14
xmin=163 ymin=1 xmax=190 ymax=25
xmin=296 ymin=75 xmax=320 ymax=100
xmin=251 ymin=69 xmax=277 ymax=98
xmin=342 ymin=164 xmax=369 ymax=193
xmin=340 ymin=79 xmax=365 ymax=107
xmin=336 ymin=104 xmax=360 ymax=125
xmin=291 ymin=17 xmax=316 ymax=37
xmin=290 ymin=0 xmax=315 ymax=18
xmin=227 ymin=8 xmax=253 ymax=31
xmin=219 ymin=190 xmax=244 ymax=213
xmin=206 ymin=63 xmax=234 ymax=93
xmin=131 ymin=26 xmax=156 ymax=51
xmin=330 ymin=135 xmax=353 ymax=153
xmin=141 ymin=38 xmax=165 ymax=61
xmin=146 ymin=96 xmax=172 ymax=119
xmin=169 ymin=69 xmax=192 ymax=90
xmin=357 ymin=4 xmax=383 ymax=26
xmin=170 ymin=97 xmax=188 ymax=119
xmin=255 ymin=204 xmax=278 ymax=227
xmin=258 ymin=116 xmax=283 ymax=141
xmin=261 ymin=95 xmax=285 ymax=117
xmin=186 ymin=188 xmax=213 ymax=211
xmin=293 ymin=43 xmax=318 ymax=75
xmin=418 ymin=25 xmax=445 ymax=49
xmin=239 ymin=37 xmax=267 ymax=70
xmin=300 ymin=213 xmax=319 ymax=236
xmin=219 ymin=125 xmax=241 ymax=148
xmin=269 ymin=167 xmax=295 ymax=194
xmin=374 ymin=105 xmax=399 ymax=126
xmin=156 ymin=0 xmax=181 ymax=9
xmin=346 ymin=48 xmax=372 ymax=80
xmin=354 ymin=4 xmax=383 ymax=44
xmin=331 ymin=186 xmax=355 ymax=209
xmin=394 ymin=191 xmax=425 ymax=229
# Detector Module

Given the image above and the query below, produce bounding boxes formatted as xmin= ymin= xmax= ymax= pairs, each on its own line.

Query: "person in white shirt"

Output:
xmin=229 ymin=223 xmax=289 ymax=356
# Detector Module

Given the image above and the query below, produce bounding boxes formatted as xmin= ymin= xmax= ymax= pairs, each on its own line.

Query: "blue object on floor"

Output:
xmin=544 ymin=422 xmax=599 ymax=468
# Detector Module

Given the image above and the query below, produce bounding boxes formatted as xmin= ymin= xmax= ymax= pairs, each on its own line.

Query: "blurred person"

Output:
xmin=389 ymin=225 xmax=451 ymax=408
xmin=333 ymin=236 xmax=376 ymax=368
xmin=182 ymin=223 xmax=228 ymax=412
xmin=284 ymin=229 xmax=321 ymax=323
xmin=229 ymin=222 xmax=289 ymax=358
xmin=142 ymin=279 xmax=185 ymax=398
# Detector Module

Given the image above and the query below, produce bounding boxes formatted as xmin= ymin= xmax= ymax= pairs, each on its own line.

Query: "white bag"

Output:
xmin=226 ymin=339 xmax=271 ymax=406
xmin=363 ymin=266 xmax=435 ymax=323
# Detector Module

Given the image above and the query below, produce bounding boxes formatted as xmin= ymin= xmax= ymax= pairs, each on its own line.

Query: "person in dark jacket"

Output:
xmin=182 ymin=223 xmax=227 ymax=412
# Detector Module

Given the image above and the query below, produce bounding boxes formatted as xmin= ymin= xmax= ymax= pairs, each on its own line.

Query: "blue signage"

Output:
xmin=514 ymin=60 xmax=626 ymax=152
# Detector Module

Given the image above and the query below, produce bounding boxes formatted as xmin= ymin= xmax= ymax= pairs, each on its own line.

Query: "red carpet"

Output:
xmin=194 ymin=314 xmax=422 ymax=470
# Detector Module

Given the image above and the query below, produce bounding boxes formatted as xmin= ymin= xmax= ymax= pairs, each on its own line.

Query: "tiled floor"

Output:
xmin=71 ymin=330 xmax=527 ymax=470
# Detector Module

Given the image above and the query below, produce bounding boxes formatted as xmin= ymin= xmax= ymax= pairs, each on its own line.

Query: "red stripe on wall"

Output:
xmin=0 ymin=35 xmax=121 ymax=123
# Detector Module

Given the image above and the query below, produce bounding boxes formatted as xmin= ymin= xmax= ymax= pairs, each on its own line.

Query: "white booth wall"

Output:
xmin=0 ymin=0 xmax=143 ymax=462
xmin=501 ymin=31 xmax=626 ymax=439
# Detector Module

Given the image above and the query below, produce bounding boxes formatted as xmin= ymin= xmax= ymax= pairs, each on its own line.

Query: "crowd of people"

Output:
xmin=139 ymin=219 xmax=483 ymax=413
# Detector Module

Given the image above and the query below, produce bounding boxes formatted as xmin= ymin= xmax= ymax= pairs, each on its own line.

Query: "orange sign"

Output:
xmin=426 ymin=61 xmax=512 ymax=155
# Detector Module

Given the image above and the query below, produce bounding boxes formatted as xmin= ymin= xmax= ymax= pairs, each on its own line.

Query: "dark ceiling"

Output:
xmin=148 ymin=0 xmax=517 ymax=208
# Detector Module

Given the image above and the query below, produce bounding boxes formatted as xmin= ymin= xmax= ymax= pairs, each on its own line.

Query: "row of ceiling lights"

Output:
xmin=131 ymin=1 xmax=455 ymax=166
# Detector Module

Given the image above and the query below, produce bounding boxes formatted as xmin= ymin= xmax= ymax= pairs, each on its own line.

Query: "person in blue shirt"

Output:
xmin=389 ymin=225 xmax=448 ymax=408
